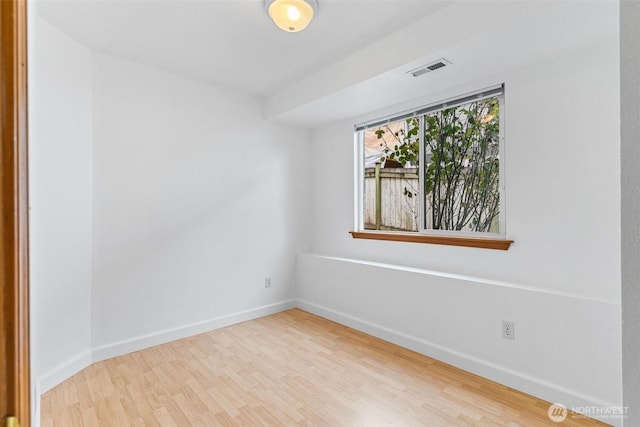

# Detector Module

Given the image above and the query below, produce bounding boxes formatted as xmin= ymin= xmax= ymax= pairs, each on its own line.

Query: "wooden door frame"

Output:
xmin=1 ymin=0 xmax=31 ymax=425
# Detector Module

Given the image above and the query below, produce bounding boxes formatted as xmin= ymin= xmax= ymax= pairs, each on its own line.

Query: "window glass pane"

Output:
xmin=363 ymin=118 xmax=420 ymax=232
xmin=423 ymin=96 xmax=500 ymax=233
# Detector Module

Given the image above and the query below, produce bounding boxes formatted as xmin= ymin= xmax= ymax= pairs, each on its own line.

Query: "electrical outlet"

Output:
xmin=502 ymin=320 xmax=515 ymax=340
xmin=264 ymin=277 xmax=271 ymax=288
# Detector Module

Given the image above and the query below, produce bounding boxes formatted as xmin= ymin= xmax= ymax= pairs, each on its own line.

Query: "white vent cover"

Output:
xmin=407 ymin=59 xmax=451 ymax=77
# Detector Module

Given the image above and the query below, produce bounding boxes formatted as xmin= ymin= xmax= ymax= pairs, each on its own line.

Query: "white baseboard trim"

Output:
xmin=32 ymin=380 xmax=41 ymax=427
xmin=92 ymin=299 xmax=297 ymax=363
xmin=38 ymin=299 xmax=296 ymax=398
xmin=39 ymin=349 xmax=92 ymax=394
xmin=36 ymin=298 xmax=619 ymax=426
xmin=296 ymin=299 xmax=621 ymax=427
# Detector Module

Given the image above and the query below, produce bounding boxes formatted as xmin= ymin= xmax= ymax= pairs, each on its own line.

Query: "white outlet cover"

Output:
xmin=502 ymin=320 xmax=515 ymax=340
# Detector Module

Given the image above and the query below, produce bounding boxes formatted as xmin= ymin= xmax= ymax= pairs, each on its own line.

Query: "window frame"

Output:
xmin=353 ymin=85 xmax=512 ymax=250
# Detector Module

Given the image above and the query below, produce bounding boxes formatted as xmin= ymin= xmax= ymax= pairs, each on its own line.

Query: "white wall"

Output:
xmin=299 ymin=37 xmax=622 ymax=424
xmin=90 ymin=54 xmax=311 ymax=358
xmin=29 ymin=12 xmax=312 ymax=401
xmin=621 ymin=1 xmax=640 ymax=425
xmin=28 ymin=16 xmax=94 ymax=392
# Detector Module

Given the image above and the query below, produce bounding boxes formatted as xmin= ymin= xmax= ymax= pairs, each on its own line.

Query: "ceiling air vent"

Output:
xmin=407 ymin=59 xmax=451 ymax=78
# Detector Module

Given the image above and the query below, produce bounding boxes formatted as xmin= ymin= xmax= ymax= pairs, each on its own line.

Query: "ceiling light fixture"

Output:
xmin=265 ymin=0 xmax=318 ymax=33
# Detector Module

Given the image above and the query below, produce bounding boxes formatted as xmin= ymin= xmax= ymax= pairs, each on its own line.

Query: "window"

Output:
xmin=354 ymin=85 xmax=511 ymax=249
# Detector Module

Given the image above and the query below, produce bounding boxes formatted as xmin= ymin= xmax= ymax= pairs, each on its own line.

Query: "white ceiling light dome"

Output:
xmin=265 ymin=0 xmax=319 ymax=33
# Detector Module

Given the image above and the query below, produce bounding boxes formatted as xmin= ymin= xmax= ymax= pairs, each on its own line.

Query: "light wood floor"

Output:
xmin=41 ymin=309 xmax=609 ymax=426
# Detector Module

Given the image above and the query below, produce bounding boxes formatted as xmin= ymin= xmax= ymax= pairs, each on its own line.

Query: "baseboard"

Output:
xmin=32 ymin=379 xmax=42 ymax=427
xmin=92 ymin=299 xmax=297 ymax=363
xmin=296 ymin=299 xmax=621 ymax=427
xmin=39 ymin=349 xmax=92 ymax=394
xmin=38 ymin=299 xmax=296 ymax=398
xmin=36 ymin=298 xmax=618 ymax=426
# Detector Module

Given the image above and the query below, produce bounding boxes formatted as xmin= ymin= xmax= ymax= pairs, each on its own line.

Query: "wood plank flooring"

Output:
xmin=41 ymin=309 xmax=609 ymax=426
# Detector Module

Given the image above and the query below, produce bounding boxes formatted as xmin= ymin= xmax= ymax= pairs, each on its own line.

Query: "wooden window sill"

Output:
xmin=350 ymin=231 xmax=513 ymax=250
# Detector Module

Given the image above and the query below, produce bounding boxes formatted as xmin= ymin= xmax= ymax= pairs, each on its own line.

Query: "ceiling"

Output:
xmin=265 ymin=0 xmax=619 ymax=126
xmin=37 ymin=0 xmax=448 ymax=97
xmin=36 ymin=0 xmax=618 ymax=127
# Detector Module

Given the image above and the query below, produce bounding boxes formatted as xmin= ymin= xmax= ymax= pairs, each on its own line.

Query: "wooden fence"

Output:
xmin=364 ymin=164 xmax=419 ymax=232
